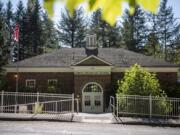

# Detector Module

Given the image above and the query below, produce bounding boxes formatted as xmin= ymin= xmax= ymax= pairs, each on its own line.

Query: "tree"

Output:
xmin=117 ymin=64 xmax=171 ymax=114
xmin=4 ymin=0 xmax=14 ymax=62
xmin=0 ymin=6 xmax=6 ymax=89
xmin=117 ymin=64 xmax=165 ymax=96
xmin=44 ymin=0 xmax=161 ymax=26
xmin=41 ymin=12 xmax=59 ymax=52
xmin=13 ymin=0 xmax=25 ymax=61
xmin=91 ymin=9 xmax=120 ymax=48
xmin=144 ymin=32 xmax=162 ymax=58
xmin=121 ymin=6 xmax=148 ymax=52
xmin=30 ymin=0 xmax=43 ymax=54
xmin=58 ymin=8 xmax=86 ymax=48
xmin=156 ymin=0 xmax=180 ymax=61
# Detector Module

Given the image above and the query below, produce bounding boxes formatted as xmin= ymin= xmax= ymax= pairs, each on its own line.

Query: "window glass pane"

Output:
xmin=85 ymin=101 xmax=91 ymax=106
xmin=26 ymin=80 xmax=35 ymax=88
xmin=84 ymin=83 xmax=101 ymax=92
xmin=48 ymin=80 xmax=57 ymax=87
xmin=95 ymin=100 xmax=101 ymax=106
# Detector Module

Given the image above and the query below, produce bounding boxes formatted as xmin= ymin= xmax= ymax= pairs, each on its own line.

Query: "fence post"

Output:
xmin=113 ymin=97 xmax=115 ymax=114
xmin=76 ymin=99 xmax=79 ymax=114
xmin=56 ymin=101 xmax=57 ymax=113
xmin=149 ymin=95 xmax=152 ymax=119
xmin=72 ymin=93 xmax=74 ymax=113
xmin=116 ymin=94 xmax=118 ymax=117
xmin=1 ymin=90 xmax=4 ymax=113
xmin=37 ymin=92 xmax=39 ymax=103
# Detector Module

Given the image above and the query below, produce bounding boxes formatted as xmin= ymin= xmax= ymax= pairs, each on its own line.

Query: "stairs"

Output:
xmin=73 ymin=113 xmax=116 ymax=124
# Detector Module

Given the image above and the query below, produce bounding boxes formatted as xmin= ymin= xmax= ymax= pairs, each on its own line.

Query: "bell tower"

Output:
xmin=85 ymin=34 xmax=98 ymax=56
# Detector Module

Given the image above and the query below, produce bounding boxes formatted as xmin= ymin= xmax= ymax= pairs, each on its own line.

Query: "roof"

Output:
xmin=5 ymin=48 xmax=178 ymax=68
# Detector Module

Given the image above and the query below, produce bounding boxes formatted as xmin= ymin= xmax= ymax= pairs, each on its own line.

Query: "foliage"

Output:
xmin=121 ymin=6 xmax=148 ymax=52
xmin=117 ymin=64 xmax=172 ymax=115
xmin=57 ymin=8 xmax=86 ymax=48
xmin=144 ymin=32 xmax=163 ymax=59
xmin=33 ymin=102 xmax=43 ymax=114
xmin=90 ymin=9 xmax=121 ymax=47
xmin=156 ymin=0 xmax=180 ymax=61
xmin=10 ymin=0 xmax=59 ymax=62
xmin=117 ymin=64 xmax=165 ymax=96
xmin=42 ymin=12 xmax=59 ymax=52
xmin=44 ymin=0 xmax=160 ymax=26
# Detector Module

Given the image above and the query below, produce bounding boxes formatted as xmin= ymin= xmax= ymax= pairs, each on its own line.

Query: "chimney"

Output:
xmin=85 ymin=34 xmax=98 ymax=56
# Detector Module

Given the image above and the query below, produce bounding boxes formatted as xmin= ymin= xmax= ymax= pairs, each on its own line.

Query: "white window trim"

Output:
xmin=48 ymin=79 xmax=58 ymax=85
xmin=26 ymin=79 xmax=36 ymax=88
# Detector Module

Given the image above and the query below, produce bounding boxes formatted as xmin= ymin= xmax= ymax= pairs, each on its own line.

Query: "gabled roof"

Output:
xmin=73 ymin=55 xmax=112 ymax=66
xmin=5 ymin=48 xmax=178 ymax=68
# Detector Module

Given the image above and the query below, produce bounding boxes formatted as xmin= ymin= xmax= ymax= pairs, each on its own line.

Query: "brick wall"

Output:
xmin=6 ymin=72 xmax=74 ymax=94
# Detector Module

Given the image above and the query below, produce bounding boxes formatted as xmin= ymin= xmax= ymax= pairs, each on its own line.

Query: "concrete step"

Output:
xmin=73 ymin=113 xmax=116 ymax=124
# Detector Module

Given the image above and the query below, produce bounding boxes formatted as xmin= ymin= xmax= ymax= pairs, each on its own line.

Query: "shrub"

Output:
xmin=117 ymin=64 xmax=165 ymax=96
xmin=117 ymin=64 xmax=172 ymax=116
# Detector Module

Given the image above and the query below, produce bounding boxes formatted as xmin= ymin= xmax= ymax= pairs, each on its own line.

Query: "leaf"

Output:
xmin=137 ymin=0 xmax=160 ymax=13
xmin=44 ymin=0 xmax=56 ymax=17
xmin=89 ymin=0 xmax=123 ymax=26
xmin=66 ymin=0 xmax=84 ymax=15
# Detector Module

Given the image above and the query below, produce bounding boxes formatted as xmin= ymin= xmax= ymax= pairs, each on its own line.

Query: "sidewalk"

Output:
xmin=115 ymin=116 xmax=180 ymax=126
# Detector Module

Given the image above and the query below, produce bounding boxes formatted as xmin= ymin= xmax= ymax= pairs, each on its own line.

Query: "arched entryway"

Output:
xmin=82 ymin=82 xmax=103 ymax=113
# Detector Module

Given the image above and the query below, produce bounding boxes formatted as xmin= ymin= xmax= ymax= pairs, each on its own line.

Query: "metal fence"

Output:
xmin=110 ymin=95 xmax=180 ymax=119
xmin=1 ymin=99 xmax=74 ymax=114
xmin=0 ymin=91 xmax=73 ymax=106
xmin=0 ymin=91 xmax=79 ymax=116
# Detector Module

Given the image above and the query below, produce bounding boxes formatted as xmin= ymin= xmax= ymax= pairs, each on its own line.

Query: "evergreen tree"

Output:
xmin=41 ymin=12 xmax=59 ymax=52
xmin=30 ymin=0 xmax=43 ymax=54
xmin=5 ymin=0 xmax=14 ymax=62
xmin=0 ymin=1 xmax=6 ymax=88
xmin=91 ymin=9 xmax=120 ymax=47
xmin=58 ymin=8 xmax=86 ymax=48
xmin=156 ymin=0 xmax=180 ymax=61
xmin=13 ymin=0 xmax=25 ymax=61
xmin=144 ymin=32 xmax=162 ymax=58
xmin=121 ymin=6 xmax=147 ymax=52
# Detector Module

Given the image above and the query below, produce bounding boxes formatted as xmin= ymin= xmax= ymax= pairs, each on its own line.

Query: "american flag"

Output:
xmin=13 ymin=24 xmax=19 ymax=42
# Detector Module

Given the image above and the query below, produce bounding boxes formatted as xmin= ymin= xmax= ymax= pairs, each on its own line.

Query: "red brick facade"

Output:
xmin=5 ymin=71 xmax=177 ymax=111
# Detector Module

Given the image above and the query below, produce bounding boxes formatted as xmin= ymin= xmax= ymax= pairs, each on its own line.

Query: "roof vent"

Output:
xmin=85 ymin=34 xmax=98 ymax=56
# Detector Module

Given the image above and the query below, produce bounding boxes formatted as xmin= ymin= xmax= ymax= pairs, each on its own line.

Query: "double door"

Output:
xmin=82 ymin=92 xmax=103 ymax=113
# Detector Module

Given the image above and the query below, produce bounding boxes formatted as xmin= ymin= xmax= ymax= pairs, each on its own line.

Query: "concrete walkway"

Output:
xmin=73 ymin=113 xmax=116 ymax=123
xmin=116 ymin=116 xmax=180 ymax=126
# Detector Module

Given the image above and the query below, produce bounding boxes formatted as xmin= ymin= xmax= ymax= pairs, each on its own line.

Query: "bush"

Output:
xmin=117 ymin=64 xmax=166 ymax=96
xmin=117 ymin=64 xmax=171 ymax=116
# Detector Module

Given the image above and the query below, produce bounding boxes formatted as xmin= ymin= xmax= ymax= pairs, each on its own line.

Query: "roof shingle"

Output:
xmin=6 ymin=48 xmax=178 ymax=67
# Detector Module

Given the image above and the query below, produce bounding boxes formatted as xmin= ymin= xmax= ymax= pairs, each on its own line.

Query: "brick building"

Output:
xmin=4 ymin=44 xmax=179 ymax=113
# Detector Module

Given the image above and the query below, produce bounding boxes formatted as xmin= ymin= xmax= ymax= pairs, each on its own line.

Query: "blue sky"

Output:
xmin=2 ymin=0 xmax=180 ymax=23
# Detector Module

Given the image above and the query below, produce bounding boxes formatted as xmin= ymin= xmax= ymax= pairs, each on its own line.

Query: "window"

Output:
xmin=26 ymin=79 xmax=36 ymax=88
xmin=84 ymin=83 xmax=102 ymax=92
xmin=48 ymin=79 xmax=57 ymax=87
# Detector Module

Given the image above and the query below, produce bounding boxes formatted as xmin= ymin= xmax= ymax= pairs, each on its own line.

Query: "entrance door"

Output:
xmin=82 ymin=82 xmax=103 ymax=113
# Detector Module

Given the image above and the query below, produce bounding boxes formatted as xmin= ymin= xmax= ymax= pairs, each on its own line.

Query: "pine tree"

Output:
xmin=58 ymin=8 xmax=86 ymax=48
xmin=41 ymin=12 xmax=59 ymax=53
xmin=156 ymin=0 xmax=180 ymax=61
xmin=144 ymin=32 xmax=162 ymax=58
xmin=4 ymin=0 xmax=14 ymax=63
xmin=91 ymin=9 xmax=120 ymax=48
xmin=13 ymin=0 xmax=25 ymax=61
xmin=30 ymin=0 xmax=43 ymax=54
xmin=121 ymin=6 xmax=148 ymax=52
xmin=0 ymin=1 xmax=6 ymax=88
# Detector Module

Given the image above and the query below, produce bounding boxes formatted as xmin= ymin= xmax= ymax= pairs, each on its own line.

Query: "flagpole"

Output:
xmin=14 ymin=24 xmax=19 ymax=114
xmin=15 ymin=41 xmax=19 ymax=113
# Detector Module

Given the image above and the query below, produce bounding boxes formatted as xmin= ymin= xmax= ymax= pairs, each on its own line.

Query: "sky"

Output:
xmin=2 ymin=0 xmax=180 ymax=24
